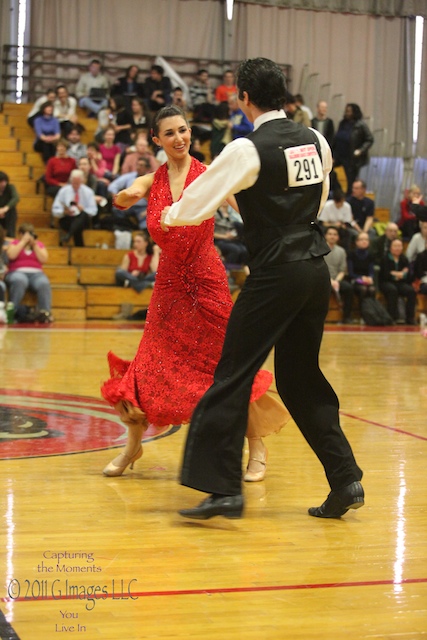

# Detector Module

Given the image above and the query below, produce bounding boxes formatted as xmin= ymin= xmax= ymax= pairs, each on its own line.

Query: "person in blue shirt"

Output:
xmin=33 ymin=102 xmax=61 ymax=163
xmin=108 ymin=158 xmax=151 ymax=229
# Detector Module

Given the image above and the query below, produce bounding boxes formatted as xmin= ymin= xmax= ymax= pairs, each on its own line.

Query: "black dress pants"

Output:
xmin=181 ymin=257 xmax=363 ymax=496
xmin=59 ymin=212 xmax=89 ymax=246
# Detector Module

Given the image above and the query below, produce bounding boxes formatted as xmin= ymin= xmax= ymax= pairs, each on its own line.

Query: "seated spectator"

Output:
xmin=347 ymin=179 xmax=375 ymax=238
xmin=347 ymin=232 xmax=376 ymax=304
xmin=323 ymin=226 xmax=353 ymax=324
xmin=379 ymin=238 xmax=416 ymax=324
xmin=214 ymin=202 xmax=248 ymax=266
xmin=52 ymin=169 xmax=97 ymax=246
xmin=143 ymin=64 xmax=172 ymax=113
xmin=76 ymin=59 xmax=109 ymax=115
xmin=121 ymin=134 xmax=159 ymax=174
xmin=171 ymin=87 xmax=188 ymax=112
xmin=44 ymin=139 xmax=76 ymax=198
xmin=77 ymin=156 xmax=109 ymax=205
xmin=285 ymin=94 xmax=311 ymax=127
xmin=115 ymin=230 xmax=159 ymax=292
xmin=372 ymin=222 xmax=399 ymax=265
xmin=398 ymin=184 xmax=425 ymax=239
xmin=0 ymin=226 xmax=7 ymax=303
xmin=110 ymin=95 xmax=133 ymax=150
xmin=210 ymin=102 xmax=231 ymax=159
xmin=27 ymin=88 xmax=56 ymax=127
xmin=190 ymin=138 xmax=205 ymax=163
xmin=4 ymin=222 xmax=52 ymax=322
xmin=228 ymin=94 xmax=253 ymax=139
xmin=190 ymin=69 xmax=215 ymax=123
xmin=66 ymin=127 xmax=88 ymax=163
xmin=111 ymin=65 xmax=144 ymax=104
xmin=108 ymin=158 xmax=152 ymax=229
xmin=0 ymin=171 xmax=19 ymax=237
xmin=318 ymin=189 xmax=354 ymax=250
xmin=95 ymin=97 xmax=116 ymax=142
xmin=294 ymin=93 xmax=313 ymax=121
xmin=53 ymin=84 xmax=78 ymax=135
xmin=99 ymin=127 xmax=121 ymax=178
xmin=311 ymin=100 xmax=334 ymax=146
xmin=414 ymin=249 xmax=427 ymax=295
xmin=333 ymin=103 xmax=374 ymax=195
xmin=406 ymin=220 xmax=427 ymax=264
xmin=129 ymin=97 xmax=151 ymax=141
xmin=87 ymin=142 xmax=109 ymax=184
xmin=33 ymin=102 xmax=61 ymax=163
xmin=215 ymin=70 xmax=237 ymax=104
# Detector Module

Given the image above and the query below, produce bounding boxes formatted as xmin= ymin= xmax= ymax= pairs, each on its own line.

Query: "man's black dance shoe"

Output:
xmin=308 ymin=481 xmax=364 ymax=518
xmin=179 ymin=494 xmax=244 ymax=520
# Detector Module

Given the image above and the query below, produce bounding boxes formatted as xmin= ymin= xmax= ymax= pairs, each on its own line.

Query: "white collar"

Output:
xmin=253 ymin=109 xmax=287 ymax=131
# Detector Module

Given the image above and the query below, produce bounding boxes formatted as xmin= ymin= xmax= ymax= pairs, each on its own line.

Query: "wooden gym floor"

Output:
xmin=0 ymin=322 xmax=426 ymax=639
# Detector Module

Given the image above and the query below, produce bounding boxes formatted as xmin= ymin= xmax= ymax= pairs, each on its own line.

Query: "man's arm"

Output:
xmin=164 ymin=138 xmax=260 ymax=227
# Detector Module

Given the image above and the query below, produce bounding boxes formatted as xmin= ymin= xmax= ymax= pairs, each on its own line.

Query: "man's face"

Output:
xmin=199 ymin=72 xmax=209 ymax=84
xmin=67 ymin=130 xmax=80 ymax=144
xmin=78 ymin=159 xmax=90 ymax=174
xmin=136 ymin=160 xmax=150 ymax=176
xmin=57 ymin=87 xmax=68 ymax=101
xmin=385 ymin=224 xmax=398 ymax=240
xmin=317 ymin=101 xmax=327 ymax=118
xmin=352 ymin=181 xmax=365 ymax=199
xmin=136 ymin=138 xmax=148 ymax=155
xmin=150 ymin=69 xmax=162 ymax=82
xmin=89 ymin=62 xmax=101 ymax=76
xmin=325 ymin=229 xmax=339 ymax=245
xmin=224 ymin=72 xmax=234 ymax=85
xmin=71 ymin=176 xmax=83 ymax=190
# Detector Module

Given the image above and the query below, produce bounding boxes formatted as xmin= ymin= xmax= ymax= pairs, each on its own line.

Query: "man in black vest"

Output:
xmin=163 ymin=58 xmax=364 ymax=520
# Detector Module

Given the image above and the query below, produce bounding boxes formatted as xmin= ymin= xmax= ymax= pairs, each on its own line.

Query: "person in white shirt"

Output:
xmin=406 ymin=221 xmax=427 ymax=264
xmin=161 ymin=57 xmax=363 ymax=522
xmin=76 ymin=59 xmax=109 ymax=115
xmin=52 ymin=170 xmax=97 ymax=246
xmin=318 ymin=189 xmax=355 ymax=251
xmin=53 ymin=84 xmax=78 ymax=134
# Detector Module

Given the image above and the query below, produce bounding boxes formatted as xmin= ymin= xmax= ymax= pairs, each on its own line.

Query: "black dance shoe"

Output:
xmin=179 ymin=494 xmax=244 ymax=520
xmin=308 ymin=481 xmax=364 ymax=518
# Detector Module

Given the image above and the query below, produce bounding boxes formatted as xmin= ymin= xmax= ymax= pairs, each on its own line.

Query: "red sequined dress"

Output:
xmin=101 ymin=158 xmax=272 ymax=426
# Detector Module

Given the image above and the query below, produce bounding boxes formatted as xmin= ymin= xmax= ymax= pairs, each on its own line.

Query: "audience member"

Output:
xmin=27 ymin=88 xmax=56 ymax=127
xmin=120 ymin=134 xmax=159 ymax=174
xmin=77 ymin=156 xmax=109 ymax=206
xmin=171 ymin=87 xmax=187 ymax=112
xmin=66 ymin=127 xmax=88 ymax=162
xmin=76 ymin=59 xmax=109 ymax=115
xmin=33 ymin=102 xmax=61 ymax=163
xmin=210 ymin=102 xmax=231 ymax=159
xmin=413 ymin=248 xmax=427 ymax=295
xmin=111 ymin=65 xmax=143 ymax=104
xmin=323 ymin=226 xmax=353 ymax=324
xmin=53 ymin=84 xmax=78 ymax=135
xmin=214 ymin=70 xmax=237 ymax=103
xmin=4 ymin=222 xmax=52 ymax=322
xmin=398 ymin=185 xmax=425 ymax=239
xmin=0 ymin=171 xmax=19 ymax=237
xmin=190 ymin=69 xmax=215 ymax=122
xmin=0 ymin=226 xmax=7 ymax=303
xmin=44 ymin=139 xmax=76 ymax=198
xmin=379 ymin=237 xmax=416 ymax=324
xmin=294 ymin=94 xmax=313 ymax=121
xmin=115 ymin=230 xmax=159 ymax=292
xmin=285 ymin=94 xmax=311 ymax=127
xmin=110 ymin=95 xmax=133 ymax=150
xmin=347 ymin=232 xmax=376 ymax=307
xmin=129 ymin=97 xmax=151 ymax=140
xmin=372 ymin=222 xmax=399 ymax=265
xmin=143 ymin=64 xmax=172 ymax=113
xmin=87 ymin=142 xmax=109 ymax=184
xmin=189 ymin=139 xmax=205 ymax=163
xmin=228 ymin=94 xmax=253 ymax=139
xmin=318 ymin=189 xmax=354 ymax=250
xmin=99 ymin=127 xmax=121 ymax=178
xmin=347 ymin=180 xmax=375 ymax=237
xmin=333 ymin=103 xmax=374 ymax=195
xmin=311 ymin=100 xmax=335 ymax=146
xmin=108 ymin=158 xmax=151 ymax=229
xmin=214 ymin=202 xmax=248 ymax=266
xmin=406 ymin=220 xmax=427 ymax=264
xmin=52 ymin=169 xmax=97 ymax=246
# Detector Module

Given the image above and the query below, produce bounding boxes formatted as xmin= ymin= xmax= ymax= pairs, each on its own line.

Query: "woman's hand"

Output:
xmin=160 ymin=206 xmax=171 ymax=232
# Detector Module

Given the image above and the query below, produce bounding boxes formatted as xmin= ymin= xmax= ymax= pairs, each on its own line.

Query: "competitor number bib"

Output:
xmin=284 ymin=144 xmax=323 ymax=187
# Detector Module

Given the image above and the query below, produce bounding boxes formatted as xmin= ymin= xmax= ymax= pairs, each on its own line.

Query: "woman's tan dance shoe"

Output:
xmin=244 ymin=441 xmax=268 ymax=482
xmin=102 ymin=445 xmax=143 ymax=477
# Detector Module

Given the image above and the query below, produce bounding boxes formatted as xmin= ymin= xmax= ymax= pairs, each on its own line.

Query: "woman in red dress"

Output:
xmin=101 ymin=106 xmax=289 ymax=478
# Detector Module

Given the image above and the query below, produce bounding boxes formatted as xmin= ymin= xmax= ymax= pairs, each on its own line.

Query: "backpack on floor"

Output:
xmin=360 ymin=298 xmax=394 ymax=326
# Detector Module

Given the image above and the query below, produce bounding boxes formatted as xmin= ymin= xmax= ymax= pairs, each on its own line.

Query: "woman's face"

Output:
xmin=344 ymin=105 xmax=353 ymax=120
xmin=133 ymin=235 xmax=148 ymax=251
xmin=131 ymin=99 xmax=143 ymax=114
xmin=128 ymin=66 xmax=139 ymax=79
xmin=43 ymin=104 xmax=53 ymax=116
xmin=390 ymin=240 xmax=403 ymax=257
xmin=56 ymin=143 xmax=67 ymax=157
xmin=104 ymin=129 xmax=115 ymax=144
xmin=154 ymin=116 xmax=191 ymax=161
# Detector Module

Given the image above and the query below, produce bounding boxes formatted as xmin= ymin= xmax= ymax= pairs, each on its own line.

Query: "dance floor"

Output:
xmin=0 ymin=322 xmax=426 ymax=639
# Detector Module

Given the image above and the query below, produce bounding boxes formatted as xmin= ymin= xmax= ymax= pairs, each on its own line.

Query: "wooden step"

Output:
xmin=82 ymin=229 xmax=115 ymax=247
xmin=417 ymin=293 xmax=427 ymax=316
xmin=3 ymin=166 xmax=32 ymax=179
xmin=0 ymin=124 xmax=12 ymax=137
xmin=17 ymin=213 xmax=51 ymax=226
xmin=0 ymin=150 xmax=25 ymax=165
xmin=79 ymin=266 xmax=116 ymax=285
xmin=12 ymin=126 xmax=33 ymax=140
xmin=2 ymin=102 xmax=30 ymax=115
xmin=52 ymin=307 xmax=86 ymax=321
xmin=86 ymin=286 xmax=153 ymax=306
xmin=19 ymin=194 xmax=46 ymax=208
xmin=0 ymin=138 xmax=17 ymax=151
xmin=18 ymin=139 xmax=35 ymax=153
xmin=86 ymin=304 xmax=147 ymax=319
xmin=51 ymin=285 xmax=86 ymax=308
xmin=375 ymin=207 xmax=390 ymax=222
xmin=70 ymin=247 xmax=127 ymax=266
xmin=35 ymin=228 xmax=60 ymax=245
xmin=4 ymin=114 xmax=29 ymax=128
xmin=43 ymin=265 xmax=78 ymax=284
xmin=25 ymin=152 xmax=45 ymax=168
xmin=9 ymin=180 xmax=38 ymax=195
xmin=46 ymin=247 xmax=70 ymax=265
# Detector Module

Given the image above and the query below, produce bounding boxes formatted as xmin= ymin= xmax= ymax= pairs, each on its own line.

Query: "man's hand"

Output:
xmin=160 ymin=206 xmax=171 ymax=232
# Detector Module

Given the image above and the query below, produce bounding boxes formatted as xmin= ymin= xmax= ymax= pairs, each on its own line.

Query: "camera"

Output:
xmin=30 ymin=231 xmax=38 ymax=240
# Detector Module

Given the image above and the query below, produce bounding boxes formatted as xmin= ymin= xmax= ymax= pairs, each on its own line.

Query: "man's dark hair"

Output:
xmin=151 ymin=64 xmax=164 ymax=76
xmin=236 ymin=58 xmax=287 ymax=111
xmin=332 ymin=189 xmax=345 ymax=203
xmin=90 ymin=59 xmax=101 ymax=66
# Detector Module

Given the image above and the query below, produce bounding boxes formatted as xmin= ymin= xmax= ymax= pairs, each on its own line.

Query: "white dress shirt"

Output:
xmin=164 ymin=110 xmax=332 ymax=227
xmin=52 ymin=184 xmax=98 ymax=218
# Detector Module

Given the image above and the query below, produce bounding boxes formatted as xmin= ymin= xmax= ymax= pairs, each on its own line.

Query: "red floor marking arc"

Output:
xmin=340 ymin=412 xmax=427 ymax=442
xmin=2 ymin=577 xmax=427 ymax=605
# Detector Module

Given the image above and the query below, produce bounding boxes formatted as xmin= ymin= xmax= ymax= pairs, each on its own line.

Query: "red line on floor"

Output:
xmin=340 ymin=412 xmax=427 ymax=441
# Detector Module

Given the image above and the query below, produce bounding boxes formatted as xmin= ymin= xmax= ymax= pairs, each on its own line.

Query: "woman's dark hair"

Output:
xmin=346 ymin=103 xmax=363 ymax=121
xmin=113 ymin=95 xmax=127 ymax=111
xmin=236 ymin=58 xmax=287 ymax=111
xmin=126 ymin=65 xmax=139 ymax=78
xmin=0 ymin=171 xmax=9 ymax=184
xmin=87 ymin=141 xmax=100 ymax=151
xmin=131 ymin=97 xmax=145 ymax=110
xmin=215 ymin=102 xmax=230 ymax=120
xmin=0 ymin=172 xmax=11 ymax=201
xmin=332 ymin=189 xmax=345 ymax=203
xmin=18 ymin=222 xmax=35 ymax=235
xmin=40 ymin=100 xmax=54 ymax=114
xmin=134 ymin=229 xmax=154 ymax=254
xmin=152 ymin=105 xmax=189 ymax=137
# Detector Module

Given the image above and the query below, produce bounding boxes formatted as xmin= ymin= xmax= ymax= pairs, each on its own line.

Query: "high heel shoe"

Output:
xmin=102 ymin=445 xmax=143 ymax=477
xmin=244 ymin=441 xmax=268 ymax=482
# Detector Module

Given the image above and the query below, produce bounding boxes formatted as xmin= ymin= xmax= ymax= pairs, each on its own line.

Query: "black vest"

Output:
xmin=235 ymin=118 xmax=330 ymax=270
